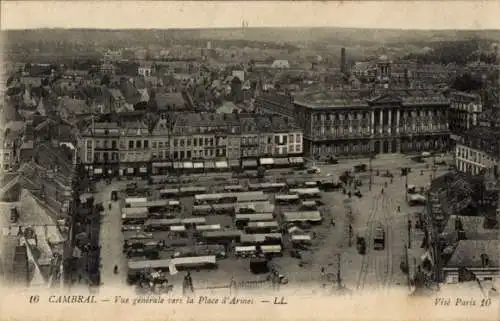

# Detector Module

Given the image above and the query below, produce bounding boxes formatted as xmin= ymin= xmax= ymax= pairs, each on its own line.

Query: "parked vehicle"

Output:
xmin=10 ymin=207 xmax=19 ymax=223
xmin=373 ymin=226 xmax=385 ymax=250
xmin=356 ymin=236 xmax=366 ymax=255
xmin=354 ymin=164 xmax=367 ymax=172
xmin=307 ymin=167 xmax=321 ymax=174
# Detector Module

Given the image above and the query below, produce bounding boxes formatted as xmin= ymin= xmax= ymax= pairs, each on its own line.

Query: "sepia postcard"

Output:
xmin=0 ymin=1 xmax=499 ymax=320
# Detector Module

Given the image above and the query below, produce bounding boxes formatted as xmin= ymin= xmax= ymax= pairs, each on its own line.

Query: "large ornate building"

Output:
xmin=258 ymin=88 xmax=450 ymax=159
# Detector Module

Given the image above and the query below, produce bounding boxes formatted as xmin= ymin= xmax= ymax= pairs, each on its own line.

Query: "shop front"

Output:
xmin=242 ymin=159 xmax=258 ymax=169
xmin=289 ymin=156 xmax=304 ymax=168
xmin=259 ymin=157 xmax=274 ymax=168
xmin=204 ymin=160 xmax=215 ymax=172
xmin=193 ymin=161 xmax=204 ymax=173
xmin=215 ymin=159 xmax=229 ymax=172
xmin=152 ymin=162 xmax=172 ymax=175
xmin=273 ymin=157 xmax=290 ymax=168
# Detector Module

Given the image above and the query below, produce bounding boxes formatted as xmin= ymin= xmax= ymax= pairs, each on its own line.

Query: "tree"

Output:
xmin=101 ymin=74 xmax=110 ymax=86
xmin=451 ymin=73 xmax=483 ymax=92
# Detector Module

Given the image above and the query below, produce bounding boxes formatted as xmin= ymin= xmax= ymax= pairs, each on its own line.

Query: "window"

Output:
xmin=152 ymin=142 xmax=157 ymax=148
xmin=193 ymin=138 xmax=197 ymax=147
xmin=136 ymin=140 xmax=142 ymax=149
xmin=111 ymin=140 xmax=117 ymax=149
xmin=128 ymin=141 xmax=134 ymax=149
xmin=173 ymin=151 xmax=178 ymax=159
xmin=144 ymin=140 xmax=149 ymax=148
xmin=180 ymin=139 xmax=185 ymax=147
xmin=180 ymin=151 xmax=185 ymax=159
xmin=174 ymin=139 xmax=178 ymax=147
xmin=187 ymin=139 xmax=191 ymax=146
xmin=199 ymin=138 xmax=203 ymax=146
xmin=186 ymin=150 xmax=191 ymax=158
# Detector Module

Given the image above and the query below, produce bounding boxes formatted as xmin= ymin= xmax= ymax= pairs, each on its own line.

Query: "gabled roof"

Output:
xmin=446 ymin=240 xmax=499 ymax=268
xmin=59 ymin=97 xmax=90 ymax=116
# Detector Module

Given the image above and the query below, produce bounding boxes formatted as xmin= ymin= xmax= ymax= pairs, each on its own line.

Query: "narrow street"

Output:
xmin=93 ymin=182 xmax=128 ymax=290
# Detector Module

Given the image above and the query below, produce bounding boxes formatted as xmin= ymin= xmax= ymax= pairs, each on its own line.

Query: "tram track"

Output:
xmin=379 ymin=193 xmax=394 ymax=290
xmin=355 ymin=192 xmax=382 ymax=291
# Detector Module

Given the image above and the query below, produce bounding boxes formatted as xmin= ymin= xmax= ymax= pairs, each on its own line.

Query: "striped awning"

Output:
xmin=193 ymin=162 xmax=204 ymax=169
xmin=289 ymin=157 xmax=304 ymax=164
xmin=215 ymin=160 xmax=228 ymax=168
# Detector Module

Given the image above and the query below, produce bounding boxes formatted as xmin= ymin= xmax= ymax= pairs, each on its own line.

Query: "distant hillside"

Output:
xmin=3 ymin=27 xmax=500 ymax=48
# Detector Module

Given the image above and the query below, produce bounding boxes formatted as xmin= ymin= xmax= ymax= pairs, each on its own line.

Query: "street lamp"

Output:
xmin=369 ymin=153 xmax=374 ymax=191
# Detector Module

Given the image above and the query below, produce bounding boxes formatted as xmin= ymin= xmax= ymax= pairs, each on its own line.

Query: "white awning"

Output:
xmin=183 ymin=162 xmax=193 ymax=169
xmin=127 ymin=168 xmax=134 ymax=174
xmin=215 ymin=160 xmax=228 ymax=168
xmin=193 ymin=162 xmax=204 ymax=169
xmin=139 ymin=167 xmax=147 ymax=173
xmin=235 ymin=246 xmax=257 ymax=253
xmin=93 ymin=168 xmax=103 ymax=174
xmin=170 ymin=225 xmax=186 ymax=232
xmin=291 ymin=234 xmax=312 ymax=241
xmin=289 ymin=157 xmax=304 ymax=164
xmin=173 ymin=162 xmax=183 ymax=169
xmin=260 ymin=158 xmax=274 ymax=165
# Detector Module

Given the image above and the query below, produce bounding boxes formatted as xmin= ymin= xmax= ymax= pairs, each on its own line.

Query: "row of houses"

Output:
xmin=77 ymin=113 xmax=304 ymax=177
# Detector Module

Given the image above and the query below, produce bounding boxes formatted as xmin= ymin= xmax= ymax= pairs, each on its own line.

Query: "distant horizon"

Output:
xmin=4 ymin=26 xmax=500 ymax=32
xmin=2 ymin=1 xmax=500 ymax=31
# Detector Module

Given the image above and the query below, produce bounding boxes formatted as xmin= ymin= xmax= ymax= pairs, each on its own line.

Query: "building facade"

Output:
xmin=449 ymin=91 xmax=483 ymax=135
xmin=77 ymin=113 xmax=304 ymax=177
xmin=0 ymin=131 xmax=20 ymax=172
xmin=292 ymin=90 xmax=450 ymax=159
xmin=455 ymin=126 xmax=500 ymax=175
xmin=79 ymin=122 xmax=151 ymax=177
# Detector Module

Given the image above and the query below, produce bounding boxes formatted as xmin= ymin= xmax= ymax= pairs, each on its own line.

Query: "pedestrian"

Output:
xmin=397 ymin=206 xmax=401 ymax=212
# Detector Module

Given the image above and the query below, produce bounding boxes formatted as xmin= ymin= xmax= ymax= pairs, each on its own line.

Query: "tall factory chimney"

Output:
xmin=340 ymin=48 xmax=347 ymax=74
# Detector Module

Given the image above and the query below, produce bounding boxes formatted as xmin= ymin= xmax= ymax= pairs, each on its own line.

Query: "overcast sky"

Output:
xmin=1 ymin=1 xmax=499 ymax=31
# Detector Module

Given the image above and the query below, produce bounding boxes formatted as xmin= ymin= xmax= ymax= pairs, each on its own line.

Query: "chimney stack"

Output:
xmin=340 ymin=48 xmax=347 ymax=75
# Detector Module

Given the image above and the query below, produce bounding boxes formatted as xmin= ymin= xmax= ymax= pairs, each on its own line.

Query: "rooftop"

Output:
xmin=446 ymin=240 xmax=499 ymax=268
xmin=155 ymin=92 xmax=188 ymax=111
xmin=294 ymin=88 xmax=449 ymax=109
